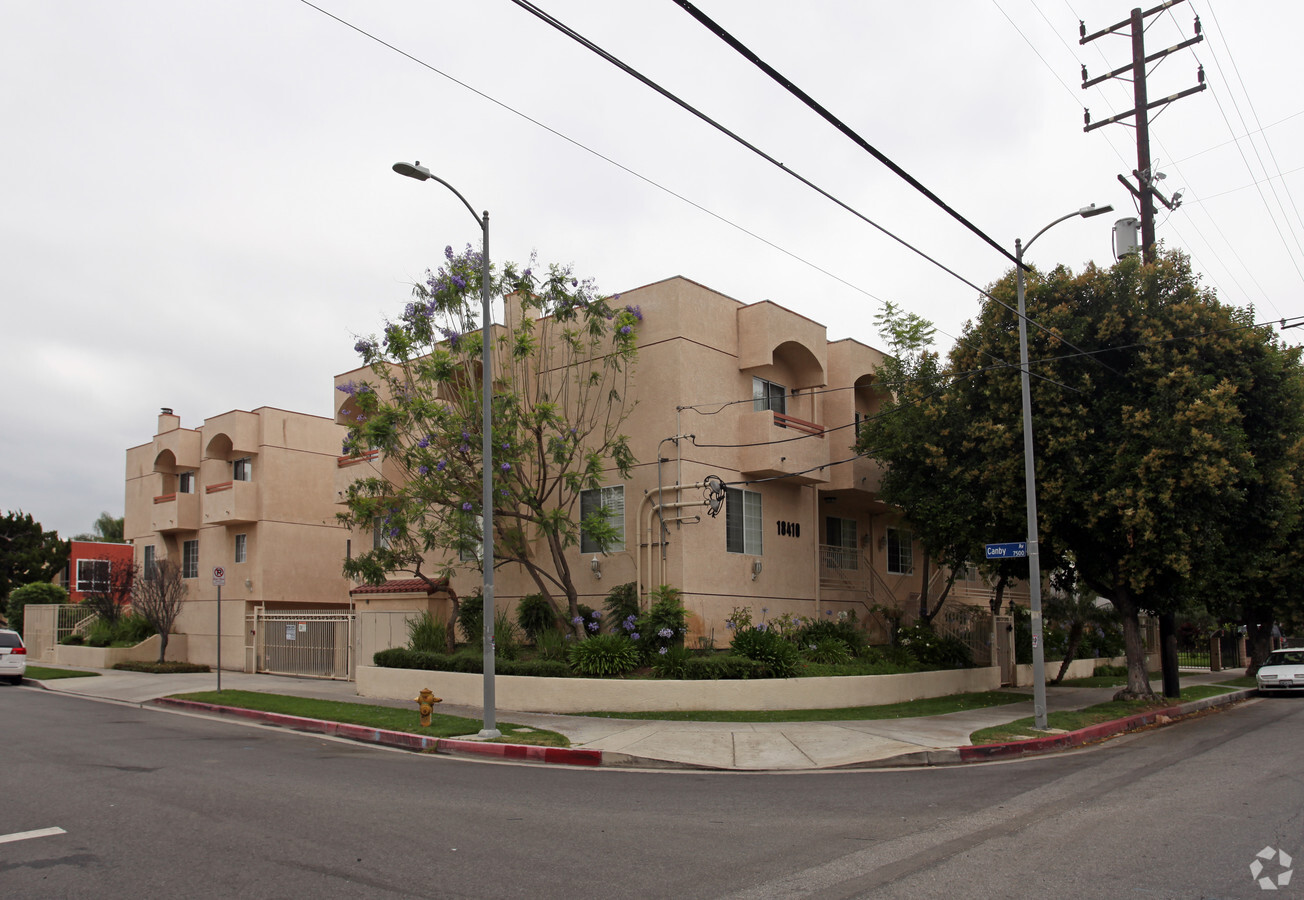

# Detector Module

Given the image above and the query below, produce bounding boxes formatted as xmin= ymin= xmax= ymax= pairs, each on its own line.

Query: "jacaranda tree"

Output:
xmin=339 ymin=247 xmax=640 ymax=643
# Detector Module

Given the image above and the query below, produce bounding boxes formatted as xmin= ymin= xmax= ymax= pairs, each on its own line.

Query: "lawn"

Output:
xmin=25 ymin=665 xmax=101 ymax=680
xmin=169 ymin=690 xmax=570 ymax=747
xmin=969 ymin=683 xmax=1238 ymax=744
xmin=576 ymin=690 xmax=1028 ymax=723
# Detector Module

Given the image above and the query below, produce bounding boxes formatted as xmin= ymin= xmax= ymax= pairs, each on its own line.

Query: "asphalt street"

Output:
xmin=3 ymin=683 xmax=1301 ymax=899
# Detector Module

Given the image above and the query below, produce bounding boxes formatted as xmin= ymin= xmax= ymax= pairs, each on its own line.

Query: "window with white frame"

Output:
xmin=233 ymin=457 xmax=253 ymax=482
xmin=825 ymin=516 xmax=858 ymax=570
xmin=182 ymin=540 xmax=199 ymax=579
xmin=459 ymin=515 xmax=482 ymax=562
xmin=76 ymin=559 xmax=110 ymax=592
xmin=886 ymin=527 xmax=913 ymax=575
xmin=752 ymin=377 xmax=786 ymax=415
xmin=373 ymin=517 xmax=390 ymax=551
xmin=178 ymin=471 xmax=195 ymax=493
xmin=234 ymin=533 xmax=248 ymax=564
xmin=725 ymin=487 xmax=763 ymax=555
xmin=143 ymin=545 xmax=158 ymax=581
xmin=580 ymin=486 xmax=625 ymax=554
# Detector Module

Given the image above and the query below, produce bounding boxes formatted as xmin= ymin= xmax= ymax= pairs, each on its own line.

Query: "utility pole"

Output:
xmin=1081 ymin=2 xmax=1205 ymax=700
xmin=1081 ymin=0 xmax=1205 ymax=263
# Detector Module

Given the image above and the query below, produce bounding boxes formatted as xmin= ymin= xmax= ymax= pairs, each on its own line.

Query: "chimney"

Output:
xmin=158 ymin=407 xmax=180 ymax=433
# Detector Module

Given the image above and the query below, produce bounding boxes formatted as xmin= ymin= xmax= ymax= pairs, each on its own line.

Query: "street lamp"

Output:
xmin=393 ymin=160 xmax=500 ymax=739
xmin=1015 ymin=202 xmax=1113 ymax=731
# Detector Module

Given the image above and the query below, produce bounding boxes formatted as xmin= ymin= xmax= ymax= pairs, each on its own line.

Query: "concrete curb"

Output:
xmin=152 ymin=698 xmax=603 ymax=767
xmin=958 ymin=688 xmax=1254 ymax=763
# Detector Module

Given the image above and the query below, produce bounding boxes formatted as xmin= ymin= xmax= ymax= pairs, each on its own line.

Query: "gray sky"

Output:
xmin=3 ymin=0 xmax=1302 ymax=538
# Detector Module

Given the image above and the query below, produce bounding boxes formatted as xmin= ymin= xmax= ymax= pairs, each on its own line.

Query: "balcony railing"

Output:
xmin=203 ymin=479 xmax=258 ymax=525
xmin=151 ymin=491 xmax=199 ymax=533
xmin=772 ymin=411 xmax=825 ymax=436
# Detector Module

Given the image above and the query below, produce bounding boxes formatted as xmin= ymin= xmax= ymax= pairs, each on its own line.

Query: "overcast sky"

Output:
xmin=3 ymin=0 xmax=1302 ymax=539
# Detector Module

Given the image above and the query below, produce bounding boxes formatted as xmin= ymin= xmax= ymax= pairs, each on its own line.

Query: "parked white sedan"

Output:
xmin=1257 ymin=648 xmax=1304 ymax=694
xmin=0 ymin=628 xmax=26 ymax=684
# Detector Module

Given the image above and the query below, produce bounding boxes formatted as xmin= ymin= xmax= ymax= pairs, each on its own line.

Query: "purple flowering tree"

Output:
xmin=338 ymin=247 xmax=642 ymax=643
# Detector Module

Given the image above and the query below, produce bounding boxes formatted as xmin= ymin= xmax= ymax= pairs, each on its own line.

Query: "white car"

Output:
xmin=1257 ymin=648 xmax=1304 ymax=694
xmin=0 ymin=628 xmax=26 ymax=684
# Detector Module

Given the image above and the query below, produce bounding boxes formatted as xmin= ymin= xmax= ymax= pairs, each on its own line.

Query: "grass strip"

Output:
xmin=169 ymin=690 xmax=569 ymax=747
xmin=25 ymin=665 xmax=101 ymax=680
xmin=969 ymin=683 xmax=1238 ymax=745
xmin=575 ymin=690 xmax=1028 ymax=722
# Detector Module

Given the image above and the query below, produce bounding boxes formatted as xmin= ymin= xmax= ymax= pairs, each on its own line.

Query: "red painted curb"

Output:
xmin=958 ymin=700 xmax=1210 ymax=763
xmin=152 ymin=698 xmax=599 ymax=765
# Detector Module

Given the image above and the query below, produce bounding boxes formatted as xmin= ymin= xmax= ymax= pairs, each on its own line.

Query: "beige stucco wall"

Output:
xmin=52 ymin=633 xmax=189 ymax=668
xmin=356 ymin=663 xmax=1002 ymax=713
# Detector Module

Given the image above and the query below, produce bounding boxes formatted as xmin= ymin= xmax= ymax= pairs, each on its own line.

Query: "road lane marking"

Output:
xmin=0 ymin=827 xmax=67 ymax=844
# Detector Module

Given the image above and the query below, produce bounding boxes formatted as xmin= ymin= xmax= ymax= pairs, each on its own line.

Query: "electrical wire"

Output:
xmin=667 ymin=0 xmax=1021 ymax=270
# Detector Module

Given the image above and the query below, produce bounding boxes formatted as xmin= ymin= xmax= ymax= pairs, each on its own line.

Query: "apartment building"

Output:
xmin=334 ymin=276 xmax=1022 ymax=645
xmin=124 ymin=406 xmax=352 ymax=669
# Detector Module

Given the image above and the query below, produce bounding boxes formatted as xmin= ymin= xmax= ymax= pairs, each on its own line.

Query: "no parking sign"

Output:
xmin=212 ymin=566 xmax=226 ymax=586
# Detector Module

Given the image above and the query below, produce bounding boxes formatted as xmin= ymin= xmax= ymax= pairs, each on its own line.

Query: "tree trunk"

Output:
xmin=1158 ymin=610 xmax=1181 ymax=699
xmin=1053 ymin=621 xmax=1085 ymax=684
xmin=157 ymin=631 xmax=169 ymax=665
xmin=918 ymin=548 xmax=931 ymax=623
xmin=989 ymin=573 xmax=1009 ymax=616
xmin=1246 ymin=603 xmax=1275 ymax=676
xmin=1110 ymin=587 xmax=1155 ymax=700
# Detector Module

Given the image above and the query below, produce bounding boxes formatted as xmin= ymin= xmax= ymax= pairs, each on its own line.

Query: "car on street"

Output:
xmin=0 ymin=628 xmax=26 ymax=684
xmin=1256 ymin=648 xmax=1304 ymax=694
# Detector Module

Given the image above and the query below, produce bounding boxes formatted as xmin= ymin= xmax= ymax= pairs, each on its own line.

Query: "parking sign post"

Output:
xmin=212 ymin=567 xmax=226 ymax=692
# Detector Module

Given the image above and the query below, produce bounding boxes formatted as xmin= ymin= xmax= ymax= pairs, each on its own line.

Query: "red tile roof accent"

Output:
xmin=350 ymin=578 xmax=449 ymax=596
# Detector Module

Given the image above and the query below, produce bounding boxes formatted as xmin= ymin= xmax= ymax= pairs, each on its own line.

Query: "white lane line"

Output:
xmin=0 ymin=827 xmax=67 ymax=844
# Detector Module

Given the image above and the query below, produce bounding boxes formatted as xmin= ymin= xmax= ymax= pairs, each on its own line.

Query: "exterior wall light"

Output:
xmin=591 ymin=555 xmax=602 ymax=579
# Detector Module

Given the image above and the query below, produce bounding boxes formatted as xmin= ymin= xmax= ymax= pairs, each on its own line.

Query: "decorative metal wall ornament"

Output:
xmin=703 ymin=475 xmax=725 ymax=517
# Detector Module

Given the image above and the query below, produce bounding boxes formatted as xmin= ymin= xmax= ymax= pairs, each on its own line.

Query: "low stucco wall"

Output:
xmin=1013 ymin=654 xmax=1142 ymax=685
xmin=356 ymin=664 xmax=1002 ymax=713
xmin=53 ymin=633 xmax=189 ymax=668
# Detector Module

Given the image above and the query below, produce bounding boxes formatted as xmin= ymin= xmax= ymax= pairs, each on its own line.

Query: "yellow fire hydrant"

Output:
xmin=414 ymin=688 xmax=442 ymax=727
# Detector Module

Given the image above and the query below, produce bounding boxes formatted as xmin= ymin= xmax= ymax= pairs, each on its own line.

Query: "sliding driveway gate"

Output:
xmin=247 ymin=609 xmax=355 ymax=680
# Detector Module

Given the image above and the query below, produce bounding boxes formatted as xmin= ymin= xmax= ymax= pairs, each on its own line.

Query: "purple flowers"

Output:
xmin=417 ymin=436 xmax=430 ymax=449
xmin=587 ymin=621 xmax=599 ymax=633
xmin=619 ymin=325 xmax=631 ymax=335
xmin=658 ymin=646 xmax=668 ymax=655
xmin=436 ymin=460 xmax=447 ymax=472
xmin=630 ymin=632 xmax=640 ymax=641
xmin=417 ymin=465 xmax=429 ymax=475
xmin=462 ymin=502 xmax=473 ymax=512
xmin=501 ymin=462 xmax=511 ymax=472
xmin=572 ymin=616 xmax=584 ymax=626
xmin=336 ymin=381 xmax=358 ymax=395
xmin=353 ymin=338 xmax=376 ymax=355
xmin=451 ymin=275 xmax=467 ymax=290
xmin=445 ymin=245 xmax=454 ymax=260
xmin=624 ymin=304 xmax=643 ymax=321
xmin=658 ymin=627 xmax=674 ymax=639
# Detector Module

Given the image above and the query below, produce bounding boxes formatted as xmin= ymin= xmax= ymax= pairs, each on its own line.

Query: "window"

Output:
xmin=178 ymin=471 xmax=195 ymax=493
xmin=373 ymin=517 xmax=390 ymax=551
xmin=233 ymin=457 xmax=253 ymax=482
xmin=143 ymin=545 xmax=158 ymax=581
xmin=182 ymin=540 xmax=199 ymax=579
xmin=234 ymin=533 xmax=247 ymax=564
xmin=825 ymin=516 xmax=858 ymax=570
xmin=76 ymin=559 xmax=110 ymax=592
xmin=886 ymin=527 xmax=913 ymax=575
xmin=580 ymin=486 xmax=625 ymax=554
xmin=753 ymin=377 xmax=786 ymax=415
xmin=725 ymin=487 xmax=763 ymax=555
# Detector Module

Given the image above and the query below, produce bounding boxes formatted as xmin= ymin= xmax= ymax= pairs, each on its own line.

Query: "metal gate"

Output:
xmin=993 ymin=615 xmax=1015 ymax=686
xmin=247 ymin=609 xmax=355 ymax=680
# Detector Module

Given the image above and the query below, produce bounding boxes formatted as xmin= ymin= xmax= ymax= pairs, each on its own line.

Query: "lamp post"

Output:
xmin=393 ymin=160 xmax=500 ymax=739
xmin=1015 ymin=202 xmax=1113 ymax=731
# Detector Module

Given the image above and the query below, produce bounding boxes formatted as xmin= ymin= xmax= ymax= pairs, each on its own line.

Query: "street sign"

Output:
xmin=985 ymin=542 xmax=1028 ymax=560
xmin=212 ymin=566 xmax=226 ymax=586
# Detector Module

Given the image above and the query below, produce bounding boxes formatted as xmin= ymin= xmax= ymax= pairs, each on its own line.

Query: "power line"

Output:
xmin=668 ymin=0 xmax=1022 ymax=270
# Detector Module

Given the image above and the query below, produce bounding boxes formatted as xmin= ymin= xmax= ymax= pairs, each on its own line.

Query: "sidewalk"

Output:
xmin=23 ymin=666 xmax=1253 ymax=771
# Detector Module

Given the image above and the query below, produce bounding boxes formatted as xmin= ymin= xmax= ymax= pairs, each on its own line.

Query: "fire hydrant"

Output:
xmin=414 ymin=688 xmax=442 ymax=727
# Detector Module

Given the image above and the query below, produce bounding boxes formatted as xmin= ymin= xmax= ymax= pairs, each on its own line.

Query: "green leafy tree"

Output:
xmin=6 ymin=581 xmax=68 ymax=632
xmin=945 ymin=250 xmax=1299 ymax=698
xmin=72 ymin=512 xmax=125 ymax=544
xmin=0 ymin=511 xmax=67 ymax=604
xmin=339 ymin=248 xmax=640 ymax=641
xmin=857 ymin=302 xmax=1032 ymax=623
xmin=1045 ymin=585 xmax=1118 ymax=684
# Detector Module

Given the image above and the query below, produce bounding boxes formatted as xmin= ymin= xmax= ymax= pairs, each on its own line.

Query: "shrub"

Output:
xmin=457 ymin=595 xmax=483 ymax=644
xmin=371 ymin=647 xmax=571 ymax=677
xmin=730 ymin=626 xmax=802 ymax=678
xmin=793 ymin=617 xmax=867 ymax=657
xmin=682 ymin=655 xmax=767 ymax=680
xmin=651 ymin=645 xmax=691 ymax=679
xmin=115 ymin=614 xmax=155 ymax=644
xmin=567 ymin=633 xmax=641 ymax=676
xmin=800 ymin=638 xmax=853 ymax=666
xmin=603 ymin=581 xmax=639 ymax=627
xmin=1094 ymin=663 xmax=1128 ymax=677
xmin=6 ymin=582 xmax=68 ymax=633
xmin=516 ymin=593 xmax=558 ymax=640
xmin=406 ymin=611 xmax=448 ymax=654
xmin=895 ymin=624 xmax=974 ymax=669
xmin=534 ymin=628 xmax=568 ymax=662
xmin=494 ymin=608 xmax=521 ymax=661
xmin=642 ymin=584 xmax=687 ymax=652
